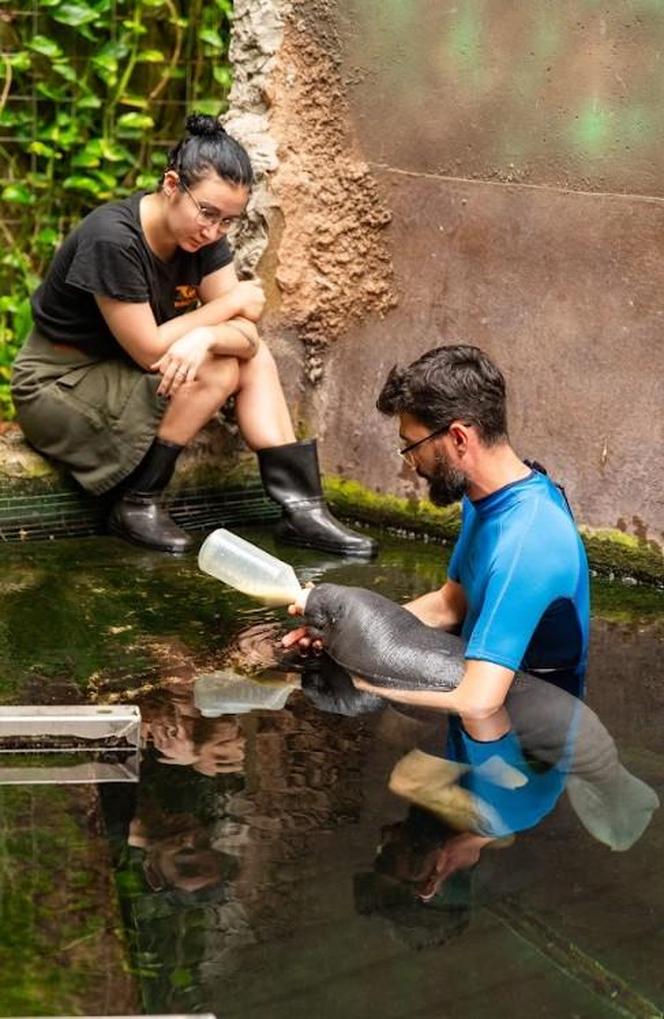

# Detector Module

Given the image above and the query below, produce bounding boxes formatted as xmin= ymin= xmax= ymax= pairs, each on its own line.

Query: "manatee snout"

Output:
xmin=304 ymin=583 xmax=347 ymax=639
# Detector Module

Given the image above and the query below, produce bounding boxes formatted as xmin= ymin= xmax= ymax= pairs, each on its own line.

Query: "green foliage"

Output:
xmin=0 ymin=0 xmax=234 ymax=419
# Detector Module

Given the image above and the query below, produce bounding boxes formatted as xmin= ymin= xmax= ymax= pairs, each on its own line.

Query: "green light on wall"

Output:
xmin=570 ymin=101 xmax=612 ymax=153
xmin=632 ymin=0 xmax=664 ymax=12
xmin=445 ymin=0 xmax=488 ymax=89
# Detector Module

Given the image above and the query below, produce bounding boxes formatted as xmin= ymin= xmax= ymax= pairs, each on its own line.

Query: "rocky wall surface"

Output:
xmin=225 ymin=0 xmax=396 ymax=385
xmin=226 ymin=0 xmax=664 ymax=548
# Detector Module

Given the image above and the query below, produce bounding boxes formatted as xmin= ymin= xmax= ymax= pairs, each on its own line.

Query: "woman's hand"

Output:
xmin=230 ymin=280 xmax=266 ymax=322
xmin=152 ymin=327 xmax=214 ymax=396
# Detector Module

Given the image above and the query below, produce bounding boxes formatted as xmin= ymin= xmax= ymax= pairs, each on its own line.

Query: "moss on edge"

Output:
xmin=323 ymin=475 xmax=664 ymax=586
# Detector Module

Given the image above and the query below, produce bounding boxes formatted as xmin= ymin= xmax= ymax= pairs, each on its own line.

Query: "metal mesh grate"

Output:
xmin=0 ymin=481 xmax=279 ymax=542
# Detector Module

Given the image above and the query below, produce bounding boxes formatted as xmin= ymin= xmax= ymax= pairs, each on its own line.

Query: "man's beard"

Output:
xmin=421 ymin=453 xmax=468 ymax=507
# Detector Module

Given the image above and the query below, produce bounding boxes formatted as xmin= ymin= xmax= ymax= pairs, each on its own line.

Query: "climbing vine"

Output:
xmin=0 ymin=0 xmax=233 ymax=419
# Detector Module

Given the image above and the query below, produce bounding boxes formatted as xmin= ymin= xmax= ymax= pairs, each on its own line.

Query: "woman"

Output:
xmin=11 ymin=114 xmax=376 ymax=557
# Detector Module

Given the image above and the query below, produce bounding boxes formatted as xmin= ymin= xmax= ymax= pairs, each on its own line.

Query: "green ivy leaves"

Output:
xmin=26 ymin=36 xmax=64 ymax=59
xmin=116 ymin=111 xmax=155 ymax=131
xmin=1 ymin=184 xmax=35 ymax=206
xmin=0 ymin=0 xmax=233 ymax=419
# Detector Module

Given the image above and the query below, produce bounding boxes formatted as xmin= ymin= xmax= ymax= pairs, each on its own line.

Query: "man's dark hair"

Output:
xmin=376 ymin=344 xmax=508 ymax=445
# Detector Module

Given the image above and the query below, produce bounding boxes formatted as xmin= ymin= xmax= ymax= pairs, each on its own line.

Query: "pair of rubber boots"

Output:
xmin=108 ymin=437 xmax=377 ymax=558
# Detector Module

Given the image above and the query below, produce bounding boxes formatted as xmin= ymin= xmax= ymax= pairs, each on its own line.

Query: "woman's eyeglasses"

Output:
xmin=180 ymin=180 xmax=239 ymax=230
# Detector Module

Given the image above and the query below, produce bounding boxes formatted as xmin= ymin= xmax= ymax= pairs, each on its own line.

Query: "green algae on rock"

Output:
xmin=323 ymin=475 xmax=461 ymax=542
xmin=323 ymin=476 xmax=664 ymax=586
xmin=579 ymin=526 xmax=664 ymax=586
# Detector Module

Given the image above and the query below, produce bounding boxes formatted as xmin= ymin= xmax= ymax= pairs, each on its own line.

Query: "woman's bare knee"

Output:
xmin=238 ymin=338 xmax=278 ymax=382
xmin=195 ymin=355 xmax=240 ymax=395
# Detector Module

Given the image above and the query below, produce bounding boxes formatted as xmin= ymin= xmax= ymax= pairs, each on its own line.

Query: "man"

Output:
xmin=286 ymin=344 xmax=590 ymax=732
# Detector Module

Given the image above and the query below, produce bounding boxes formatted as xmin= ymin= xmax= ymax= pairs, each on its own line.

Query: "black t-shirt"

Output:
xmin=31 ymin=191 xmax=234 ymax=354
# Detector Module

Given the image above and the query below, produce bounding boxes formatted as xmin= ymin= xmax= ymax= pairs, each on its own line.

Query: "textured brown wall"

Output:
xmin=233 ymin=0 xmax=664 ymax=544
xmin=318 ymin=172 xmax=664 ymax=540
xmin=338 ymin=0 xmax=664 ymax=196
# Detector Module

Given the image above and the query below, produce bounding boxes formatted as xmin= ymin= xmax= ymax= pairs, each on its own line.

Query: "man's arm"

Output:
xmin=404 ymin=578 xmax=467 ymax=632
xmin=353 ymin=658 xmax=515 ymax=724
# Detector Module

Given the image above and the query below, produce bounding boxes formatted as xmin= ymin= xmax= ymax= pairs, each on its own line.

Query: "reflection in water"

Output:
xmin=101 ymin=737 xmax=255 ymax=1011
xmin=98 ymin=625 xmax=662 ymax=1014
xmin=302 ymin=647 xmax=659 ymax=947
xmin=142 ymin=686 xmax=247 ymax=777
xmin=387 ymin=675 xmax=660 ymax=853
xmin=100 ymin=638 xmax=376 ymax=1013
xmin=1 ymin=532 xmax=662 ymax=1017
xmin=354 ymin=808 xmax=476 ymax=949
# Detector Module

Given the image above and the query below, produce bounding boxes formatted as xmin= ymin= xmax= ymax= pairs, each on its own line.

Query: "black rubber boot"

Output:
xmin=108 ymin=439 xmax=193 ymax=554
xmin=257 ymin=439 xmax=378 ymax=558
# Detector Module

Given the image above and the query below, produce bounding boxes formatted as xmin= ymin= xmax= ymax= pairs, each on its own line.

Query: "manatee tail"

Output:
xmin=566 ymin=766 xmax=660 ymax=851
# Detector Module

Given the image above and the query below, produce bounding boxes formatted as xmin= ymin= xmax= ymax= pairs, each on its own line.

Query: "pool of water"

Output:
xmin=0 ymin=527 xmax=662 ymax=1018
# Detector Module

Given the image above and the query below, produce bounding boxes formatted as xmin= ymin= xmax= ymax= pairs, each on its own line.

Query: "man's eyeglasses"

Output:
xmin=398 ymin=426 xmax=449 ymax=466
xmin=180 ymin=180 xmax=238 ymax=230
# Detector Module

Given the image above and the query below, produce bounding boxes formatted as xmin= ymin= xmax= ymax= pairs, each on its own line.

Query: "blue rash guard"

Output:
xmin=445 ymin=703 xmax=583 ymax=838
xmin=448 ymin=469 xmax=590 ymax=697
xmin=443 ymin=470 xmax=590 ymax=838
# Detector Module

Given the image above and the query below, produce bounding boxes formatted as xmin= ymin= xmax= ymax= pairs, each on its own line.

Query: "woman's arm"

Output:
xmin=96 ymin=261 xmax=264 ymax=363
xmin=157 ymin=265 xmax=266 ymax=346
xmin=151 ymin=320 xmax=259 ymax=396
xmin=95 ymin=297 xmax=258 ymax=370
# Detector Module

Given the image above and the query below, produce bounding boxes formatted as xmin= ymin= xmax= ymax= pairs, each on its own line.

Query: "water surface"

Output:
xmin=0 ymin=528 xmax=662 ymax=1018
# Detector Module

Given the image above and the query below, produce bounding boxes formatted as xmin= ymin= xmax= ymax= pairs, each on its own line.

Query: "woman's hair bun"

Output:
xmin=185 ymin=112 xmax=226 ymax=138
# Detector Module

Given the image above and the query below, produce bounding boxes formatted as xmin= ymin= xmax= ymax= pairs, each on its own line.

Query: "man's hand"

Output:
xmin=281 ymin=625 xmax=321 ymax=654
xmin=282 ymin=584 xmax=322 ymax=654
xmin=418 ymin=833 xmax=493 ymax=901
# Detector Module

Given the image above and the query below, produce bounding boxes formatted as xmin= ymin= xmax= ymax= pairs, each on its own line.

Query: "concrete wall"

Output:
xmin=228 ymin=0 xmax=664 ymax=547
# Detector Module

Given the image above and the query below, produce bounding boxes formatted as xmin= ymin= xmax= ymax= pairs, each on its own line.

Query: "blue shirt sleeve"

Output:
xmin=465 ymin=498 xmax=580 ymax=671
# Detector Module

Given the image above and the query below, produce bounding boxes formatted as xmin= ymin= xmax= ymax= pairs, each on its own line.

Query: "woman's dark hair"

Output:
xmin=165 ymin=112 xmax=254 ymax=188
xmin=376 ymin=343 xmax=508 ymax=446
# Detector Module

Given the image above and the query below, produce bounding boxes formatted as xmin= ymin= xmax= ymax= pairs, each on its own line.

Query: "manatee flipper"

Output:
xmin=300 ymin=653 xmax=385 ymax=716
xmin=566 ymin=767 xmax=660 ymax=851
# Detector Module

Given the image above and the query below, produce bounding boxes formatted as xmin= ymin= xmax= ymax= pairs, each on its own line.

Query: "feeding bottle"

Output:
xmin=198 ymin=528 xmax=304 ymax=606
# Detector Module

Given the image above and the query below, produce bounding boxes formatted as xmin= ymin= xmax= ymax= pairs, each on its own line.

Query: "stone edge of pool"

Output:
xmin=0 ymin=424 xmax=662 ymax=586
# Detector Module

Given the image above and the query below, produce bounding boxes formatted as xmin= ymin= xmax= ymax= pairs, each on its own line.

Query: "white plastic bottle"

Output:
xmin=198 ymin=528 xmax=304 ymax=606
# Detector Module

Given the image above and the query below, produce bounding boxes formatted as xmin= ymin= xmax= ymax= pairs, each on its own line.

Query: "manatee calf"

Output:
xmin=299 ymin=583 xmax=659 ymax=851
xmin=303 ymin=583 xmax=503 ymax=691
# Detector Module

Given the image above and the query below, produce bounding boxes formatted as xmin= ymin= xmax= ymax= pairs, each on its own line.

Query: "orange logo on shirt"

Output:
xmin=173 ymin=284 xmax=199 ymax=311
